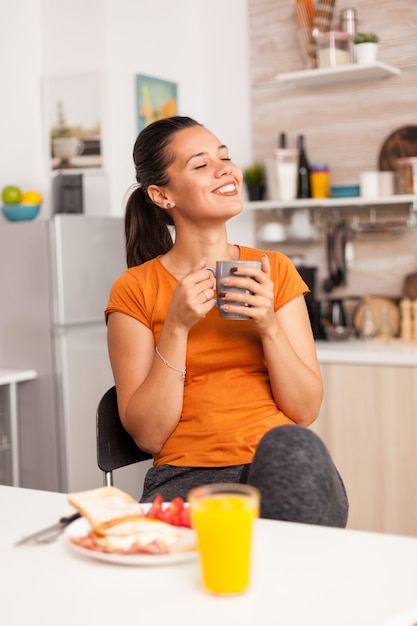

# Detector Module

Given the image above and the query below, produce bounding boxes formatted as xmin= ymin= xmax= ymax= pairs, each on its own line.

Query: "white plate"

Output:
xmin=380 ymin=609 xmax=417 ymax=626
xmin=64 ymin=516 xmax=197 ymax=567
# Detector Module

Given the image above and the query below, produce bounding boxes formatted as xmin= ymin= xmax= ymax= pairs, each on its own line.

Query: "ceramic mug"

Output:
xmin=360 ymin=171 xmax=379 ymax=198
xmin=206 ymin=260 xmax=261 ymax=320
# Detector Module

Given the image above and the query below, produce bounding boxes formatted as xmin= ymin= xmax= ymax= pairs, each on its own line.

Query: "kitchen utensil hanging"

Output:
xmin=323 ymin=220 xmax=348 ymax=293
xmin=351 ymin=206 xmax=416 ymax=235
xmin=312 ymin=0 xmax=336 ymax=36
xmin=294 ymin=0 xmax=317 ymax=68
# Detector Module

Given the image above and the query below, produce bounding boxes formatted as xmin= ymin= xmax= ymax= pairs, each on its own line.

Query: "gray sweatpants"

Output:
xmin=140 ymin=425 xmax=349 ymax=528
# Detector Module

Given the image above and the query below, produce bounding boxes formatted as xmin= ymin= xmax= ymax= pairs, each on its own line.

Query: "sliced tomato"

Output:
xmin=160 ymin=497 xmax=181 ymax=525
xmin=178 ymin=507 xmax=192 ymax=528
xmin=145 ymin=495 xmax=191 ymax=528
xmin=146 ymin=494 xmax=164 ymax=520
xmin=164 ymin=497 xmax=192 ymax=528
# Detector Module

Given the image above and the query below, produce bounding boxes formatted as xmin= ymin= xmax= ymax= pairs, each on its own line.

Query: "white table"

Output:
xmin=0 ymin=369 xmax=37 ymax=485
xmin=2 ymin=486 xmax=417 ymax=626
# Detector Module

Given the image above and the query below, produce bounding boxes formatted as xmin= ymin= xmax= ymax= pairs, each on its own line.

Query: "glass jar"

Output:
xmin=395 ymin=157 xmax=417 ymax=194
xmin=316 ymin=31 xmax=352 ymax=68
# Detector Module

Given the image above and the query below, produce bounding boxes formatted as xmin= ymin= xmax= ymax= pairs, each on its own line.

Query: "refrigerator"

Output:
xmin=0 ymin=215 xmax=152 ymax=497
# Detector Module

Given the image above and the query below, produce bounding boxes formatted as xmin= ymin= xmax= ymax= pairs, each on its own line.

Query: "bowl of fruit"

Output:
xmin=1 ymin=186 xmax=43 ymax=221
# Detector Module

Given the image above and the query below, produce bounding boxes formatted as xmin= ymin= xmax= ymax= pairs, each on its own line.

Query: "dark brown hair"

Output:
xmin=125 ymin=116 xmax=201 ymax=267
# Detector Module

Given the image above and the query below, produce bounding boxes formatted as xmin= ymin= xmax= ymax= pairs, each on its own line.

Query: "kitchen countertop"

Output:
xmin=315 ymin=339 xmax=417 ymax=367
xmin=0 ymin=369 xmax=37 ymax=385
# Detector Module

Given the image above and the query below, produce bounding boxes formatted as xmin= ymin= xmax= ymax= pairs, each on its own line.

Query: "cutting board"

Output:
xmin=378 ymin=125 xmax=417 ymax=171
xmin=354 ymin=296 xmax=400 ymax=337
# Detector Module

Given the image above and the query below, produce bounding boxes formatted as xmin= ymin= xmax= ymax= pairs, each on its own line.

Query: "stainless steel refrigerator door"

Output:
xmin=50 ymin=215 xmax=126 ymax=325
xmin=55 ymin=323 xmax=151 ymax=497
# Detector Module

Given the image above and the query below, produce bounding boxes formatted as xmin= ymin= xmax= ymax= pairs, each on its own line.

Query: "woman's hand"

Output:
xmin=219 ymin=254 xmax=276 ymax=332
xmin=166 ymin=258 xmax=216 ymax=330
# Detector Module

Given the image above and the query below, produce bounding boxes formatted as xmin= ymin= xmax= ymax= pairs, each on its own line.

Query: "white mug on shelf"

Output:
xmin=360 ymin=171 xmax=379 ymax=198
xmin=378 ymin=171 xmax=394 ymax=196
xmin=360 ymin=170 xmax=395 ymax=197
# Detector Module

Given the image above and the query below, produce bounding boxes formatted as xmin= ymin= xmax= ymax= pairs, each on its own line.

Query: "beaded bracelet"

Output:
xmin=155 ymin=346 xmax=186 ymax=381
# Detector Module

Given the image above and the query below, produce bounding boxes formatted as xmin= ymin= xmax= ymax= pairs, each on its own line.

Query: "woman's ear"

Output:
xmin=147 ymin=185 xmax=174 ymax=210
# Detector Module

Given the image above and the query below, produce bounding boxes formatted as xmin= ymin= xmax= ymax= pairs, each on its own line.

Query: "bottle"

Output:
xmin=278 ymin=132 xmax=287 ymax=149
xmin=296 ymin=135 xmax=311 ymax=199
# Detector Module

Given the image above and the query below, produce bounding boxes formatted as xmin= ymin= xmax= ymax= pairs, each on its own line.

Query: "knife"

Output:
xmin=14 ymin=512 xmax=81 ymax=546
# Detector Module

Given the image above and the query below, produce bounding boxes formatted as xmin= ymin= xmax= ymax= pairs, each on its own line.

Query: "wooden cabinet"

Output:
xmin=311 ymin=362 xmax=417 ymax=537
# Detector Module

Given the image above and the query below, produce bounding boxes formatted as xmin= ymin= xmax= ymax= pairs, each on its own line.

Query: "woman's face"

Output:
xmin=163 ymin=125 xmax=243 ymax=222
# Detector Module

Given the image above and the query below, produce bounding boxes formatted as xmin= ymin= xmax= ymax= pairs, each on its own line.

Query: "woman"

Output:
xmin=105 ymin=116 xmax=348 ymax=527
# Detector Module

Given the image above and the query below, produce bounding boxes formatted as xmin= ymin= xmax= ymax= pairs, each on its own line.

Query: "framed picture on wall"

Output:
xmin=136 ymin=74 xmax=177 ymax=132
xmin=43 ymin=72 xmax=103 ymax=171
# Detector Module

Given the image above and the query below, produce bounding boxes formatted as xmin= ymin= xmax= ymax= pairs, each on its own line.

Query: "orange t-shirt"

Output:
xmin=105 ymin=246 xmax=308 ymax=467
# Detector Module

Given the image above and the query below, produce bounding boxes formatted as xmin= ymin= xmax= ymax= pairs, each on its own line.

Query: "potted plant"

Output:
xmin=243 ymin=162 xmax=265 ymax=201
xmin=353 ymin=32 xmax=380 ymax=65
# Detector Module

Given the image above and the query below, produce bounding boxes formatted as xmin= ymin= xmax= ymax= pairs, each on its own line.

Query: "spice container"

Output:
xmin=395 ymin=157 xmax=417 ymax=194
xmin=316 ymin=31 xmax=352 ymax=68
xmin=310 ymin=164 xmax=330 ymax=198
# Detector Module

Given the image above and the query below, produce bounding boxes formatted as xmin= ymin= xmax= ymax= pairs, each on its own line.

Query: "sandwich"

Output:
xmin=67 ymin=486 xmax=195 ymax=555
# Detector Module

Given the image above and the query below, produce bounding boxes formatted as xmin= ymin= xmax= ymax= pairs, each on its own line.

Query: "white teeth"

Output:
xmin=216 ymin=183 xmax=235 ymax=194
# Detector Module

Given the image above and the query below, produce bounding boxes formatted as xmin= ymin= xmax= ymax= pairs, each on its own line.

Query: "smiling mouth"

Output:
xmin=214 ymin=183 xmax=237 ymax=195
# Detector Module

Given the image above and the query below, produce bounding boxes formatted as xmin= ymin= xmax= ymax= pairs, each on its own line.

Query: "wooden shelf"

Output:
xmin=255 ymin=62 xmax=401 ymax=90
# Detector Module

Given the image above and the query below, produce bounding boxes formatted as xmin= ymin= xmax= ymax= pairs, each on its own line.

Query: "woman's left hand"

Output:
xmin=219 ymin=254 xmax=275 ymax=332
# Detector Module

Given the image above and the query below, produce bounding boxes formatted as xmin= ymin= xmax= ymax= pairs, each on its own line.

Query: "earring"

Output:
xmin=166 ymin=203 xmax=172 ymax=209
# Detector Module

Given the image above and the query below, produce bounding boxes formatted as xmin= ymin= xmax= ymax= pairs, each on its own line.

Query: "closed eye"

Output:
xmin=194 ymin=156 xmax=231 ymax=169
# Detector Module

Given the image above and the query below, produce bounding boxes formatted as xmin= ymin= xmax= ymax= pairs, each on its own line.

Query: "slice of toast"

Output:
xmin=68 ymin=486 xmax=145 ymax=535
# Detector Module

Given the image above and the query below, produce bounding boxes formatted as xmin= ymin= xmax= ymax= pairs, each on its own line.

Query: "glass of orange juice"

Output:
xmin=188 ymin=483 xmax=260 ymax=594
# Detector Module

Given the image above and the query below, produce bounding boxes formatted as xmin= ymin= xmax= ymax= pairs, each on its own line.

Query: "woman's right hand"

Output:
xmin=166 ymin=259 xmax=216 ymax=330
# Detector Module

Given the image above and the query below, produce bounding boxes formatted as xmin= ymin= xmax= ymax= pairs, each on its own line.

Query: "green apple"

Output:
xmin=2 ymin=185 xmax=22 ymax=205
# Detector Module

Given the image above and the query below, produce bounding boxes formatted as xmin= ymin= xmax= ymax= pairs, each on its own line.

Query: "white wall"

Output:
xmin=0 ymin=0 xmax=44 ymax=191
xmin=0 ymin=0 xmax=254 ymax=244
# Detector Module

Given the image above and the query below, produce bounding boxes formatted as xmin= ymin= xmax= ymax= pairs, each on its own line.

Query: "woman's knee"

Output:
xmin=248 ymin=425 xmax=349 ymax=527
xmin=255 ymin=424 xmax=330 ymax=466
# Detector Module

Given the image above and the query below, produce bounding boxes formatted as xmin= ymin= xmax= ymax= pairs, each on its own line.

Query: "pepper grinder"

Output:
xmin=340 ymin=8 xmax=357 ymax=35
xmin=400 ymin=298 xmax=412 ymax=340
xmin=339 ymin=7 xmax=357 ymax=62
xmin=412 ymin=300 xmax=417 ymax=340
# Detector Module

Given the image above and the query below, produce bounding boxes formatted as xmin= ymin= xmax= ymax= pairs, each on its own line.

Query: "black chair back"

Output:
xmin=96 ymin=386 xmax=152 ymax=486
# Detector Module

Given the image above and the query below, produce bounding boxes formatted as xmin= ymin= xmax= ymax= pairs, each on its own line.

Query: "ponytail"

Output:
xmin=124 ymin=116 xmax=201 ymax=267
xmin=125 ymin=186 xmax=173 ymax=268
